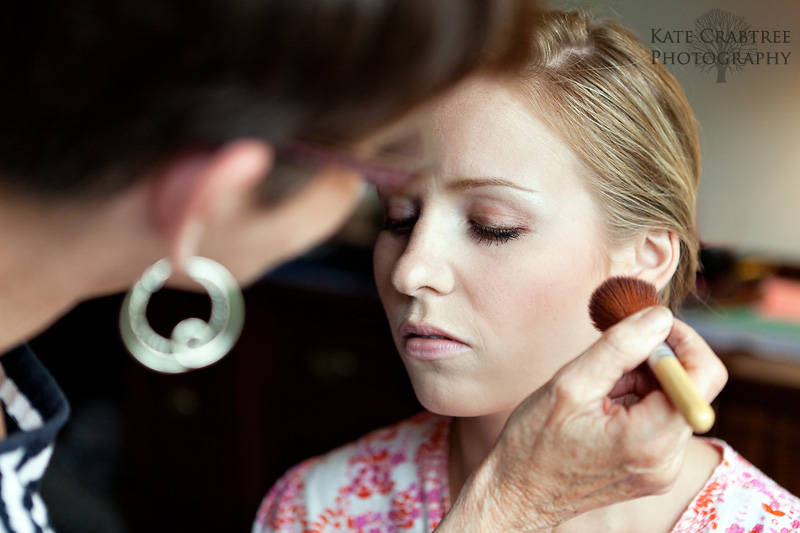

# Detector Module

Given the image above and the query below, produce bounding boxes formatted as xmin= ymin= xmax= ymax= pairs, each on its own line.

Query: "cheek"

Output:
xmin=472 ymin=245 xmax=608 ymax=374
xmin=485 ymin=270 xmax=590 ymax=337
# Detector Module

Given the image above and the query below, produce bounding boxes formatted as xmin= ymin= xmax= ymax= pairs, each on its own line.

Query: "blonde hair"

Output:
xmin=512 ymin=11 xmax=701 ymax=310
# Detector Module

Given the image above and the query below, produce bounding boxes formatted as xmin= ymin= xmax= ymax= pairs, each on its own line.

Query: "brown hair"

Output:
xmin=512 ymin=10 xmax=701 ymax=309
xmin=0 ymin=0 xmax=539 ymax=198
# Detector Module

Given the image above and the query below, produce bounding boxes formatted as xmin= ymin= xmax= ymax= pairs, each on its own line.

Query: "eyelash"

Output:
xmin=471 ymin=223 xmax=522 ymax=245
xmin=379 ymin=217 xmax=416 ymax=235
xmin=380 ymin=217 xmax=523 ymax=246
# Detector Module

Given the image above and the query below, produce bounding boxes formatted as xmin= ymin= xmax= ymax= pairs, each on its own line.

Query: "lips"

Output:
xmin=399 ymin=322 xmax=468 ymax=360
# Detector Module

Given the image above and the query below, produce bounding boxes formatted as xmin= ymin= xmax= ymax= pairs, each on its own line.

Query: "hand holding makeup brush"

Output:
xmin=437 ymin=294 xmax=728 ymax=533
xmin=589 ymin=276 xmax=716 ymax=433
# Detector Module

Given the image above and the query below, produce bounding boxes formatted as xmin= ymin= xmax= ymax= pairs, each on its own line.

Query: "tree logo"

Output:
xmin=649 ymin=10 xmax=791 ymax=84
xmin=688 ymin=9 xmax=757 ymax=83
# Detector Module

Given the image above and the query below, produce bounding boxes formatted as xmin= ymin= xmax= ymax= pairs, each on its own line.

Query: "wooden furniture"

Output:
xmin=710 ymin=350 xmax=800 ymax=496
xmin=720 ymin=351 xmax=800 ymax=390
xmin=684 ymin=305 xmax=800 ymax=495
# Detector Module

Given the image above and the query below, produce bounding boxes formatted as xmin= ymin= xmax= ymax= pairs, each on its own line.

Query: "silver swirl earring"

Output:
xmin=119 ymin=257 xmax=245 ymax=374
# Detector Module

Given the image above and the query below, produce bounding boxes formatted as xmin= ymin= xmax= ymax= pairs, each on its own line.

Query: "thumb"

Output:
xmin=568 ymin=306 xmax=674 ymax=399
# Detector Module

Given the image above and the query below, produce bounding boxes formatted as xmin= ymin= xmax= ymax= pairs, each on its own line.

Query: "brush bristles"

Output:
xmin=589 ymin=276 xmax=661 ymax=332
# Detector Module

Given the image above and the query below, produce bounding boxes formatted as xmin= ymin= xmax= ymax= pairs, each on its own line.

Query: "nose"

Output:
xmin=391 ymin=217 xmax=455 ymax=297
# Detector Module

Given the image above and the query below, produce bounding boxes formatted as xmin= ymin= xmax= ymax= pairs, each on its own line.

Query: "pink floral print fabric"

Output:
xmin=253 ymin=412 xmax=799 ymax=532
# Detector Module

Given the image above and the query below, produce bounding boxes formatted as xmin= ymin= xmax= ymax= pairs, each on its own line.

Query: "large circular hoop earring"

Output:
xmin=119 ymin=257 xmax=245 ymax=374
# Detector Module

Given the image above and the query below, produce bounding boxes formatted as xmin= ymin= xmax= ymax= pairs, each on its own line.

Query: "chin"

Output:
xmin=409 ymin=376 xmax=503 ymax=418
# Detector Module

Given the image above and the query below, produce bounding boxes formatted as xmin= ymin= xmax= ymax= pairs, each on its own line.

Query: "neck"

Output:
xmin=448 ymin=410 xmax=511 ymax=499
xmin=0 ymin=186 xmax=162 ymax=353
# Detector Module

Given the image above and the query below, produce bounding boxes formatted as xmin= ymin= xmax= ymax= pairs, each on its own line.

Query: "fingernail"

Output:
xmin=639 ymin=306 xmax=673 ymax=333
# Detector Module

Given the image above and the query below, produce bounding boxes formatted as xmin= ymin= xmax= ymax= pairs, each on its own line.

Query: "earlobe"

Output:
xmin=149 ymin=140 xmax=274 ymax=270
xmin=630 ymin=230 xmax=680 ymax=292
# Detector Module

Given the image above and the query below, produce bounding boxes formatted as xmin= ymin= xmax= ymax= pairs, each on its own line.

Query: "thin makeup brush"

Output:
xmin=588 ymin=276 xmax=715 ymax=433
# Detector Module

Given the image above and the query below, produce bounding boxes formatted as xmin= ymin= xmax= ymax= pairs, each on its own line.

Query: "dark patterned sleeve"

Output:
xmin=0 ymin=345 xmax=70 ymax=533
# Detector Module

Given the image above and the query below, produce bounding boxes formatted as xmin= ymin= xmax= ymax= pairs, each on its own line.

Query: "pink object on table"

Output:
xmin=759 ymin=276 xmax=800 ymax=322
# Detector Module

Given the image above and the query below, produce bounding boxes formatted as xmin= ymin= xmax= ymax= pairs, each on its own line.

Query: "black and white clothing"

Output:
xmin=0 ymin=346 xmax=69 ymax=533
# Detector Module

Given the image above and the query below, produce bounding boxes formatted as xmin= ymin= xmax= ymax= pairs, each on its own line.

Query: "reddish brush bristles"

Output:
xmin=589 ymin=276 xmax=661 ymax=332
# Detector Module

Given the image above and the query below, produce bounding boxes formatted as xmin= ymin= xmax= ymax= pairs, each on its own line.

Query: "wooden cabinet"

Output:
xmin=710 ymin=352 xmax=800 ymax=496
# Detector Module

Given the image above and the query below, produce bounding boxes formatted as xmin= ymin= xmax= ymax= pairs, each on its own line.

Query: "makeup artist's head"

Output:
xmin=373 ymin=10 xmax=701 ymax=418
xmin=0 ymin=0 xmax=543 ymax=351
xmin=0 ymin=0 xmax=535 ymax=285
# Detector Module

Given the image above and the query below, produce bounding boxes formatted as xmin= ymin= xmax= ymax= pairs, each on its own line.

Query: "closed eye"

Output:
xmin=470 ymin=222 xmax=523 ymax=245
xmin=380 ymin=216 xmax=417 ymax=235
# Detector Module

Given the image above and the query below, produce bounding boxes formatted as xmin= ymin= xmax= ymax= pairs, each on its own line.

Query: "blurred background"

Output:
xmin=30 ymin=0 xmax=800 ymax=531
xmin=559 ymin=0 xmax=800 ymax=262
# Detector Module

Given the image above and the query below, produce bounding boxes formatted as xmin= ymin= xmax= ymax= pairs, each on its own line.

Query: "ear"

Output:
xmin=628 ymin=230 xmax=681 ymax=292
xmin=149 ymin=140 xmax=274 ymax=270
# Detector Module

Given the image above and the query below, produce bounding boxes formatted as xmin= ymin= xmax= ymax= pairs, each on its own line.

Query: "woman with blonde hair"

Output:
xmin=255 ymin=10 xmax=796 ymax=532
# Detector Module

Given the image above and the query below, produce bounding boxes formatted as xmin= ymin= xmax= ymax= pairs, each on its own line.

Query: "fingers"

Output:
xmin=563 ymin=306 xmax=674 ymax=400
xmin=667 ymin=318 xmax=728 ymax=402
xmin=567 ymin=310 xmax=726 ymax=423
xmin=624 ymin=385 xmax=689 ymax=434
xmin=613 ymin=317 xmax=726 ymax=434
xmin=607 ymin=366 xmax=659 ymax=401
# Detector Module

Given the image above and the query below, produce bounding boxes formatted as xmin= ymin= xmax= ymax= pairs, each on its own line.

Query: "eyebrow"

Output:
xmin=445 ymin=176 xmax=538 ymax=194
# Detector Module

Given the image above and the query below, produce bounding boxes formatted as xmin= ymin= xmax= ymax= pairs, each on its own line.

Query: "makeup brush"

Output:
xmin=588 ymin=276 xmax=715 ymax=433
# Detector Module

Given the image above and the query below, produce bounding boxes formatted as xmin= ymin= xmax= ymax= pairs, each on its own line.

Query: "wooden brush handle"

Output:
xmin=648 ymin=344 xmax=715 ymax=433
